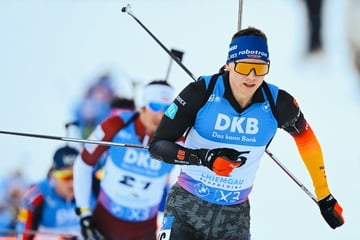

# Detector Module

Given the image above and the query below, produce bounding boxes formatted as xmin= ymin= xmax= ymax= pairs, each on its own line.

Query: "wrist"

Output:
xmin=318 ymin=194 xmax=336 ymax=209
xmin=188 ymin=149 xmax=208 ymax=165
xmin=315 ymin=186 xmax=330 ymax=201
xmin=188 ymin=152 xmax=201 ymax=165
xmin=75 ymin=207 xmax=91 ymax=218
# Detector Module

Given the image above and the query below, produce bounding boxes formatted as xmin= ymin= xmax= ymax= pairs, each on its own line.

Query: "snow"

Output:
xmin=0 ymin=0 xmax=359 ymax=239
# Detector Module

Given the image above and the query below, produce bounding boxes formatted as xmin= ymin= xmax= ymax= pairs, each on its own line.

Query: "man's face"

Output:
xmin=226 ymin=58 xmax=268 ymax=98
xmin=51 ymin=167 xmax=74 ymax=201
xmin=140 ymin=103 xmax=170 ymax=133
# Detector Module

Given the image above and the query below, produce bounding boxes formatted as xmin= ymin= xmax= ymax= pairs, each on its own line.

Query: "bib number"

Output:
xmin=157 ymin=216 xmax=175 ymax=240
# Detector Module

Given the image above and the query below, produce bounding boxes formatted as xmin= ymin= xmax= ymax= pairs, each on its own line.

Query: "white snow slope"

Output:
xmin=0 ymin=0 xmax=359 ymax=239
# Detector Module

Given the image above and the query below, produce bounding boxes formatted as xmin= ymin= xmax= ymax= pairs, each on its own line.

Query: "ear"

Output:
xmin=139 ymin=106 xmax=146 ymax=114
xmin=224 ymin=63 xmax=231 ymax=71
xmin=49 ymin=172 xmax=56 ymax=181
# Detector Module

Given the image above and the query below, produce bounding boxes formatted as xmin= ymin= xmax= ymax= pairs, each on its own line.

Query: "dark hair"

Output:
xmin=110 ymin=97 xmax=135 ymax=110
xmin=232 ymin=26 xmax=267 ymax=40
xmin=146 ymin=80 xmax=172 ymax=88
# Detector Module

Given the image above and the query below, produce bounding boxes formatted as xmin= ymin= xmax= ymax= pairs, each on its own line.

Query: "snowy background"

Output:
xmin=1 ymin=0 xmax=359 ymax=239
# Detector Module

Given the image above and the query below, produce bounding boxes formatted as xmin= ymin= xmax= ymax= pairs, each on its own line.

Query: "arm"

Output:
xmin=276 ymin=90 xmax=329 ymax=199
xmin=16 ymin=184 xmax=44 ymax=240
xmin=289 ymin=116 xmax=330 ymax=199
xmin=149 ymin=79 xmax=207 ymax=164
xmin=276 ymin=90 xmax=344 ymax=229
xmin=74 ymin=115 xmax=125 ymax=240
xmin=74 ymin=115 xmax=125 ymax=211
xmin=149 ymin=78 xmax=246 ymax=177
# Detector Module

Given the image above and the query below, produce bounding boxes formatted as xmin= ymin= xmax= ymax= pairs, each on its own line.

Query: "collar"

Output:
xmin=134 ymin=117 xmax=153 ymax=144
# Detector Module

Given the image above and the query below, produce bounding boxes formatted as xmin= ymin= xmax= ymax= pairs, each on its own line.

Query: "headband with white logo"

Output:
xmin=226 ymin=35 xmax=269 ymax=63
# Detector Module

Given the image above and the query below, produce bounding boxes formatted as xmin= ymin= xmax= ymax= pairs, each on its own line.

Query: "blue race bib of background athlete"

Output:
xmin=157 ymin=216 xmax=175 ymax=240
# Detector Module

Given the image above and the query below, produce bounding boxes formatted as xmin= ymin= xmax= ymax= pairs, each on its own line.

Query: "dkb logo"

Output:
xmin=214 ymin=113 xmax=259 ymax=134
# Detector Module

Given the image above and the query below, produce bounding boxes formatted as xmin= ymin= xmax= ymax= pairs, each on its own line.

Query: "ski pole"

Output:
xmin=165 ymin=48 xmax=184 ymax=81
xmin=238 ymin=0 xmax=244 ymax=30
xmin=265 ymin=149 xmax=318 ymax=204
xmin=0 ymin=130 xmax=148 ymax=150
xmin=121 ymin=4 xmax=197 ymax=81
xmin=0 ymin=228 xmax=80 ymax=238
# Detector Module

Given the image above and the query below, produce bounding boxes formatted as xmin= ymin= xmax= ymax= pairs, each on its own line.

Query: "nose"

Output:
xmin=247 ymin=69 xmax=257 ymax=80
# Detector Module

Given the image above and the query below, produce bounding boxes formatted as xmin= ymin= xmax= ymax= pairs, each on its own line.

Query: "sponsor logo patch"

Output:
xmin=165 ymin=103 xmax=178 ymax=120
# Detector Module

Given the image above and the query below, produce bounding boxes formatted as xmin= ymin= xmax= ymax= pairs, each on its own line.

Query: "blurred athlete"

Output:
xmin=74 ymin=80 xmax=178 ymax=240
xmin=16 ymin=145 xmax=80 ymax=240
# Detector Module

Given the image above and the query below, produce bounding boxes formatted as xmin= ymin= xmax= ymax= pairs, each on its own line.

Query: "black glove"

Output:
xmin=195 ymin=148 xmax=248 ymax=176
xmin=318 ymin=194 xmax=344 ymax=229
xmin=80 ymin=215 xmax=104 ymax=240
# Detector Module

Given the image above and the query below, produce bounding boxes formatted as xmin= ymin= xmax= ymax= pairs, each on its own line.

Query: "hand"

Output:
xmin=318 ymin=194 xmax=345 ymax=229
xmin=197 ymin=148 xmax=247 ymax=176
xmin=80 ymin=216 xmax=104 ymax=240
